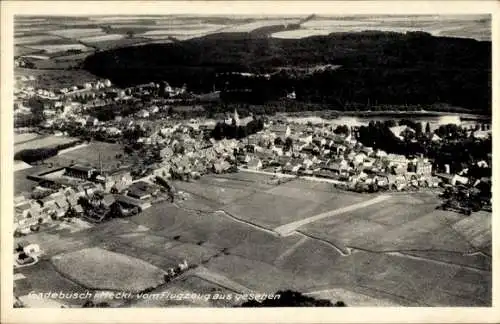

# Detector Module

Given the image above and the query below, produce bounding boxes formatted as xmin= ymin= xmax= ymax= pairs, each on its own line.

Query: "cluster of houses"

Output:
xmin=14 ymin=162 xmax=171 ymax=231
xmin=231 ymin=121 xmax=443 ymax=192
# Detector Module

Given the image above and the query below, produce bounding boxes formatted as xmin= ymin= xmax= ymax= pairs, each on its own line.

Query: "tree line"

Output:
xmin=83 ymin=31 xmax=491 ymax=114
xmin=14 ymin=140 xmax=81 ymax=163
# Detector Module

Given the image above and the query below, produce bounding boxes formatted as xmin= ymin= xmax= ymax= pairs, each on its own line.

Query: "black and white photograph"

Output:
xmin=1 ymin=0 xmax=498 ymax=322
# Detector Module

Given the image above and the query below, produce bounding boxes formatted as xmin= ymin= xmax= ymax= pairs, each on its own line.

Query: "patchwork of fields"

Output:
xmin=14 ymin=171 xmax=492 ymax=307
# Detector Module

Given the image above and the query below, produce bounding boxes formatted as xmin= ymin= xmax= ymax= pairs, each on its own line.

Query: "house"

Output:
xmin=14 ymin=195 xmax=27 ymax=207
xmin=86 ymin=116 xmax=99 ymax=127
xmin=323 ymin=162 xmax=341 ymax=174
xmin=247 ymin=158 xmax=263 ymax=170
xmin=415 ymin=158 xmax=432 ymax=177
xmin=436 ymin=173 xmax=468 ymax=186
xmin=137 ymin=110 xmax=150 ymax=118
xmin=473 ymin=130 xmax=490 ymax=139
xmin=116 ymin=195 xmax=151 ymax=211
xmin=375 ymin=173 xmax=390 ymax=187
xmin=353 ymin=153 xmax=367 ymax=165
xmin=425 ymin=177 xmax=441 ymax=187
xmin=387 ymin=174 xmax=407 ymax=190
xmin=389 ymin=125 xmax=415 ymax=140
xmin=160 ymin=147 xmax=174 ymax=158
xmin=375 ymin=149 xmax=388 ymax=158
xmin=39 ymin=195 xmax=57 ymax=209
xmin=15 ymin=202 xmax=32 ymax=219
xmin=386 ymin=154 xmax=408 ymax=169
xmin=431 ymin=133 xmax=442 ymax=142
xmin=213 ymin=160 xmax=231 ymax=174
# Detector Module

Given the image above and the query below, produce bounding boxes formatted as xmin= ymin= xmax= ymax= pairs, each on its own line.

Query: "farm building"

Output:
xmin=115 ymin=195 xmax=151 ymax=211
xmin=65 ymin=165 xmax=95 ymax=180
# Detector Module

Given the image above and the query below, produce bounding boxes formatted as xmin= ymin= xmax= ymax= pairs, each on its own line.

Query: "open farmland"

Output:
xmin=299 ymin=193 xmax=483 ymax=253
xmin=14 ymin=260 xmax=91 ymax=307
xmin=79 ymin=34 xmax=125 ymax=43
xmin=15 ymin=35 xmax=65 ymax=45
xmin=15 ymin=68 xmax=98 ymax=89
xmin=15 ymin=46 xmax=44 ymax=57
xmin=52 ymin=247 xmax=166 ymax=293
xmin=223 ymin=179 xmax=367 ymax=228
xmin=221 ymin=19 xmax=300 ymax=33
xmin=48 ymin=28 xmax=105 ymax=38
xmin=14 ymin=132 xmax=43 ymax=144
xmin=25 ymin=44 xmax=91 ymax=54
xmin=14 ymin=135 xmax=78 ymax=154
xmin=45 ymin=141 xmax=127 ymax=170
xmin=272 ymin=15 xmax=491 ymax=41
xmin=17 ymin=170 xmax=491 ymax=307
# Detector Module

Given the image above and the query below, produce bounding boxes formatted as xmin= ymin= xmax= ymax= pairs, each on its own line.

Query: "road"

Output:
xmin=274 ymin=194 xmax=390 ymax=236
xmin=238 ymin=167 xmax=346 ymax=185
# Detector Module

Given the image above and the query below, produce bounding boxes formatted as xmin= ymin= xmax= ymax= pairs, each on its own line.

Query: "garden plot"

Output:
xmin=51 ymin=247 xmax=166 ymax=293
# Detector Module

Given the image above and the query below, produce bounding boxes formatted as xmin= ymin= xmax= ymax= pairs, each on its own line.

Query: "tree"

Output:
xmin=425 ymin=122 xmax=431 ymax=134
xmin=284 ymin=137 xmax=294 ymax=151
xmin=239 ymin=290 xmax=345 ymax=307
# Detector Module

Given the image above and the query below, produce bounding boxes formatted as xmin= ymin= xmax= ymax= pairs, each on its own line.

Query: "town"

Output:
xmin=11 ymin=13 xmax=492 ymax=309
xmin=13 ymin=70 xmax=492 ymax=308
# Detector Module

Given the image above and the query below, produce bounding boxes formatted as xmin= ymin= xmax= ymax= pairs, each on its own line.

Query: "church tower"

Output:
xmin=233 ymin=109 xmax=240 ymax=126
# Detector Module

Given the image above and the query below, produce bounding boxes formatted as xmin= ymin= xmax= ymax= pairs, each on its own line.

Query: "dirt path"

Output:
xmin=274 ymin=235 xmax=308 ymax=265
xmin=274 ymin=194 xmax=391 ymax=236
xmin=193 ymin=266 xmax=254 ymax=294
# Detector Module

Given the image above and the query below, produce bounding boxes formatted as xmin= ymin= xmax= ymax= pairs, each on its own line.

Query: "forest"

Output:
xmin=83 ymin=31 xmax=491 ymax=114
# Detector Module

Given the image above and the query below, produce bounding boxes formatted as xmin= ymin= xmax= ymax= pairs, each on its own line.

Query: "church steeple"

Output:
xmin=233 ymin=109 xmax=240 ymax=126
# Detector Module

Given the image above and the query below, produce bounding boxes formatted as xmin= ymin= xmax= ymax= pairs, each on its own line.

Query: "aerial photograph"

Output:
xmin=12 ymin=13 xmax=491 ymax=308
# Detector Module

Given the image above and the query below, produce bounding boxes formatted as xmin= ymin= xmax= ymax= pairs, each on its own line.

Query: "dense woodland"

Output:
xmin=83 ymin=31 xmax=491 ymax=114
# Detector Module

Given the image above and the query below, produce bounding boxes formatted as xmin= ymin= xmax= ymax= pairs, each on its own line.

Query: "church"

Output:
xmin=224 ymin=109 xmax=254 ymax=127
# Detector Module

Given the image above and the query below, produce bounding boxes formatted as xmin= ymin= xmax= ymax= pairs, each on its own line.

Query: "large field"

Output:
xmin=52 ymin=247 xmax=166 ymax=293
xmin=45 ymin=141 xmax=127 ymax=171
xmin=16 ymin=170 xmax=492 ymax=307
xmin=271 ymin=15 xmax=490 ymax=40
xmin=14 ymin=135 xmax=78 ymax=154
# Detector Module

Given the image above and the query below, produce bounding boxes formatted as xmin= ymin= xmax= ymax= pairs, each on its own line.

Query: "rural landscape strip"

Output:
xmin=384 ymin=252 xmax=491 ymax=274
xmin=274 ymin=194 xmax=391 ymax=236
xmin=274 ymin=236 xmax=309 ymax=265
xmin=193 ymin=267 xmax=254 ymax=294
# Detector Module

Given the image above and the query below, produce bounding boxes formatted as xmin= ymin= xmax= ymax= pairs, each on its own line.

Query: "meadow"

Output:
xmin=51 ymin=247 xmax=166 ymax=293
xmin=14 ymin=135 xmax=78 ymax=154
xmin=46 ymin=141 xmax=127 ymax=171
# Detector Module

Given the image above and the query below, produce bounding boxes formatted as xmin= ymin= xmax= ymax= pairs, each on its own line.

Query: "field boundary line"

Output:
xmin=385 ymin=251 xmax=491 ymax=274
xmin=296 ymin=231 xmax=351 ymax=256
xmin=214 ymin=210 xmax=278 ymax=237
